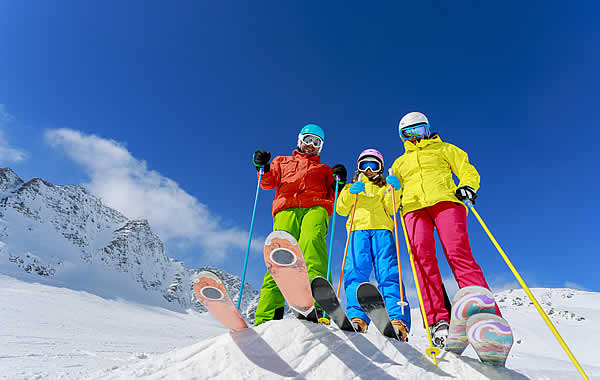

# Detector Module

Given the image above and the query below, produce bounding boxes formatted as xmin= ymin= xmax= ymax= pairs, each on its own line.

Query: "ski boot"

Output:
xmin=430 ymin=319 xmax=449 ymax=349
xmin=391 ymin=319 xmax=409 ymax=342
xmin=294 ymin=307 xmax=330 ymax=325
xmin=351 ymin=318 xmax=369 ymax=333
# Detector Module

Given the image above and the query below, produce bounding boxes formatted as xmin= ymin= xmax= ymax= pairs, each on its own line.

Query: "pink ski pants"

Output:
xmin=403 ymin=201 xmax=501 ymax=325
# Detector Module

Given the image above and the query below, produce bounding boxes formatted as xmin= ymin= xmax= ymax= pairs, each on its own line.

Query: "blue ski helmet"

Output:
xmin=298 ymin=124 xmax=325 ymax=154
xmin=299 ymin=124 xmax=325 ymax=140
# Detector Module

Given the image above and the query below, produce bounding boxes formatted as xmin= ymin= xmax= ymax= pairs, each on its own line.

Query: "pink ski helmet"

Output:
xmin=357 ymin=149 xmax=384 ymax=172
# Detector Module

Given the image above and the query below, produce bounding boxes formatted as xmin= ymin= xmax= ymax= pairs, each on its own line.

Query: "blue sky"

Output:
xmin=1 ymin=1 xmax=599 ymax=299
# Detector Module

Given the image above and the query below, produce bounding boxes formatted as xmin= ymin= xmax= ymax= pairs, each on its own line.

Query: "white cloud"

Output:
xmin=0 ymin=105 xmax=28 ymax=163
xmin=45 ymin=128 xmax=261 ymax=261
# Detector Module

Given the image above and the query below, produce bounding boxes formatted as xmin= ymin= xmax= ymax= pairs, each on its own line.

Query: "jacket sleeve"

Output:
xmin=382 ymin=186 xmax=403 ymax=214
xmin=335 ymin=185 xmax=354 ymax=216
xmin=259 ymin=156 xmax=281 ymax=190
xmin=443 ymin=143 xmax=480 ymax=191
xmin=384 ymin=161 xmax=404 ymax=213
xmin=325 ymin=167 xmax=336 ymax=201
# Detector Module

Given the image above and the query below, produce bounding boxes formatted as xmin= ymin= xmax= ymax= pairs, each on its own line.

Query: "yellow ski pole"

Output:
xmin=398 ymin=204 xmax=441 ymax=365
xmin=388 ymin=169 xmax=408 ymax=315
xmin=464 ymin=200 xmax=588 ymax=380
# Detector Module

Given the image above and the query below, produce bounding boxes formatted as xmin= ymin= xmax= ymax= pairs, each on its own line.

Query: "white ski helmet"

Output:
xmin=399 ymin=112 xmax=429 ymax=129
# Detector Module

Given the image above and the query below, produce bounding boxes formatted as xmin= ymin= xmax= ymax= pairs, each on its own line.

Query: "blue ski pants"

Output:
xmin=344 ymin=229 xmax=411 ymax=329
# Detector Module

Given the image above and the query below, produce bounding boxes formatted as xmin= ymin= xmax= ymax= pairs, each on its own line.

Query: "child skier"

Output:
xmin=390 ymin=111 xmax=501 ymax=348
xmin=252 ymin=124 xmax=347 ymax=326
xmin=336 ymin=149 xmax=411 ymax=340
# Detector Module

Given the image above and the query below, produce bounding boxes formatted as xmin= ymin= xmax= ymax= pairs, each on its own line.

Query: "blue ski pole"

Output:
xmin=326 ymin=175 xmax=341 ymax=282
xmin=237 ymin=167 xmax=263 ymax=310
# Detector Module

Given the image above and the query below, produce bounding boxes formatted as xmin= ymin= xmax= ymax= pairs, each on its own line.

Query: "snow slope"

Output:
xmin=2 ymin=275 xmax=598 ymax=380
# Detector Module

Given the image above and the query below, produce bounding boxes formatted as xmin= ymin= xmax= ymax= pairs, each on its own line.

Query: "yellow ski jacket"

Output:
xmin=336 ymin=175 xmax=401 ymax=232
xmin=390 ymin=135 xmax=480 ymax=215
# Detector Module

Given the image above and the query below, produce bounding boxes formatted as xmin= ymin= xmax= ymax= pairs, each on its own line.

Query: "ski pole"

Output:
xmin=326 ymin=175 xmax=341 ymax=282
xmin=237 ymin=167 xmax=263 ymax=311
xmin=336 ymin=174 xmax=362 ymax=298
xmin=399 ymin=203 xmax=441 ymax=366
xmin=388 ymin=169 xmax=408 ymax=315
xmin=464 ymin=200 xmax=589 ymax=379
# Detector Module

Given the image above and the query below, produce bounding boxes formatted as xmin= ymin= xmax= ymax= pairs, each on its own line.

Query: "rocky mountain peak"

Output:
xmin=0 ymin=168 xmax=259 ymax=320
xmin=0 ymin=167 xmax=24 ymax=193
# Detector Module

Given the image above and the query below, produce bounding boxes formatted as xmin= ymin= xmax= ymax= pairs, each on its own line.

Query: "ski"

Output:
xmin=264 ymin=230 xmax=317 ymax=321
xmin=446 ymin=285 xmax=513 ymax=367
xmin=466 ymin=313 xmax=514 ymax=367
xmin=311 ymin=276 xmax=355 ymax=332
xmin=446 ymin=286 xmax=497 ymax=354
xmin=356 ymin=282 xmax=399 ymax=339
xmin=192 ymin=271 xmax=248 ymax=331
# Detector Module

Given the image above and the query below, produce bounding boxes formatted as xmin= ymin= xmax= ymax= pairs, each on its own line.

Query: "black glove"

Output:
xmin=332 ymin=164 xmax=347 ymax=184
xmin=455 ymin=186 xmax=477 ymax=204
xmin=253 ymin=149 xmax=271 ymax=172
xmin=332 ymin=164 xmax=347 ymax=193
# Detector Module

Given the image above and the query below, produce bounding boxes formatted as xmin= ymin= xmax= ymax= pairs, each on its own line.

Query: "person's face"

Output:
xmin=408 ymin=136 xmax=423 ymax=144
xmin=301 ymin=143 xmax=319 ymax=156
xmin=363 ymin=168 xmax=377 ymax=179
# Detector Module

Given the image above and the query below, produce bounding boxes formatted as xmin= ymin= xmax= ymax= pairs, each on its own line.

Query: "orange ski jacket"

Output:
xmin=259 ymin=150 xmax=335 ymax=217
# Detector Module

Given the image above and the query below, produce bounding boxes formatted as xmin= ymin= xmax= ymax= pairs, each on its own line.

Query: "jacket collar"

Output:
xmin=293 ymin=149 xmax=321 ymax=162
xmin=404 ymin=134 xmax=443 ymax=151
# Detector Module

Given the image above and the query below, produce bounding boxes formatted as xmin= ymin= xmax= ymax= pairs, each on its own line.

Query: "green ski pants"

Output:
xmin=254 ymin=205 xmax=329 ymax=326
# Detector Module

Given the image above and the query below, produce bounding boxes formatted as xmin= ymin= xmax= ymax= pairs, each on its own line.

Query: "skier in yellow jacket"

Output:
xmin=336 ymin=149 xmax=411 ymax=340
xmin=390 ymin=111 xmax=500 ymax=349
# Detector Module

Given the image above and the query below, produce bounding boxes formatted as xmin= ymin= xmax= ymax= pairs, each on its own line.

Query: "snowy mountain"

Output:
xmin=0 ymin=168 xmax=259 ymax=320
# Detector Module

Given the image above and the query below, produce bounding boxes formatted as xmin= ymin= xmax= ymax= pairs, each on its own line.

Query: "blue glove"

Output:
xmin=386 ymin=175 xmax=401 ymax=189
xmin=349 ymin=181 xmax=365 ymax=194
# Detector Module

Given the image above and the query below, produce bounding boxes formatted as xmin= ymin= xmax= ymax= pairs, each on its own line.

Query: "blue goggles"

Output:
xmin=400 ymin=123 xmax=429 ymax=140
xmin=358 ymin=159 xmax=381 ymax=172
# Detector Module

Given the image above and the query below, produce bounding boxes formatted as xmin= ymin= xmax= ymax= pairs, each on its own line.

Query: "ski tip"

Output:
xmin=193 ymin=270 xmax=222 ymax=284
xmin=357 ymin=282 xmax=376 ymax=291
xmin=265 ymin=230 xmax=298 ymax=246
xmin=311 ymin=276 xmax=329 ymax=285
xmin=452 ymin=285 xmax=494 ymax=303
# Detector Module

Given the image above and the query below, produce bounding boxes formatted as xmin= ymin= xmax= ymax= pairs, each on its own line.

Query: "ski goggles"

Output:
xmin=301 ymin=134 xmax=323 ymax=148
xmin=400 ymin=123 xmax=429 ymax=140
xmin=358 ymin=159 xmax=381 ymax=172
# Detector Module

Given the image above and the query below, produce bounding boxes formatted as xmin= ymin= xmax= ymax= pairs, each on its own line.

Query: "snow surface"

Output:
xmin=2 ymin=275 xmax=599 ymax=380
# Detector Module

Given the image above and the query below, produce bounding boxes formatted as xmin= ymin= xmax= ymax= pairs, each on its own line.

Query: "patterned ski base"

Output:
xmin=356 ymin=282 xmax=399 ymax=340
xmin=311 ymin=276 xmax=355 ymax=332
xmin=264 ymin=230 xmax=315 ymax=317
xmin=446 ymin=286 xmax=497 ymax=355
xmin=193 ymin=271 xmax=248 ymax=331
xmin=466 ymin=313 xmax=513 ymax=367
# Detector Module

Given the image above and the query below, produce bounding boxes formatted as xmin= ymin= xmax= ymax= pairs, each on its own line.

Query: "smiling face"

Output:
xmin=363 ymin=168 xmax=378 ymax=179
xmin=300 ymin=143 xmax=319 ymax=156
xmin=408 ymin=135 xmax=424 ymax=144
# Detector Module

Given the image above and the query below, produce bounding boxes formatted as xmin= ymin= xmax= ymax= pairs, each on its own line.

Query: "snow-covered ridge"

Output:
xmin=495 ymin=288 xmax=590 ymax=323
xmin=0 ymin=168 xmax=258 ymax=319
